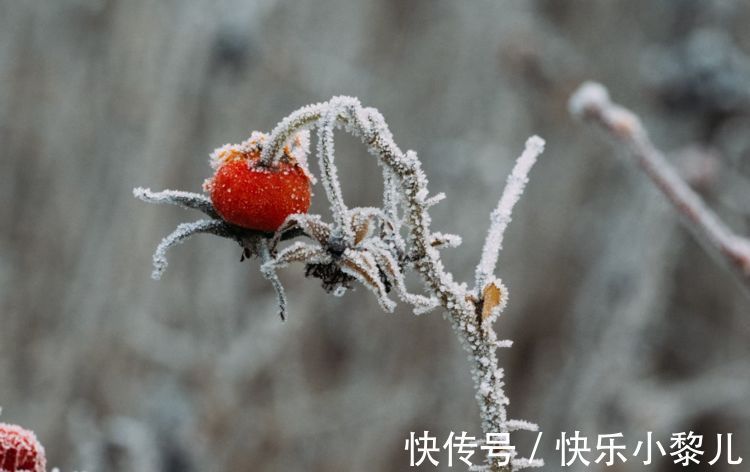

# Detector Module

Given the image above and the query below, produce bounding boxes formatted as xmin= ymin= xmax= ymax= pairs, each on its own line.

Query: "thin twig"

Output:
xmin=569 ymin=81 xmax=750 ymax=291
xmin=475 ymin=136 xmax=545 ymax=292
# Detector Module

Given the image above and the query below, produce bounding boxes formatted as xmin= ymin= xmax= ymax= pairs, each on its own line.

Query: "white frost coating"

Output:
xmin=340 ymin=249 xmax=396 ymax=312
xmin=261 ymin=102 xmax=327 ymax=165
xmin=504 ymin=419 xmax=539 ymax=432
xmin=475 ymin=136 xmax=545 ymax=292
xmin=430 ymin=232 xmax=462 ymax=249
xmin=362 ymin=238 xmax=440 ymax=310
xmin=137 ymin=95 xmax=547 ymax=472
xmin=259 ymin=240 xmax=288 ymax=321
xmin=381 ymin=167 xmax=402 ymax=230
xmin=133 ymin=187 xmax=218 ymax=218
xmin=209 ymin=131 xmax=266 ymax=169
xmin=264 ymin=241 xmax=331 ymax=269
xmin=288 ymin=129 xmax=312 ymax=174
xmin=272 ymin=213 xmax=332 ymax=250
xmin=316 ymin=104 xmax=350 ymax=231
xmin=151 ymin=219 xmax=226 ymax=280
xmin=480 ymin=278 xmax=509 ymax=327
xmin=511 ymin=457 xmax=544 ymax=470
xmin=424 ymin=192 xmax=446 ymax=207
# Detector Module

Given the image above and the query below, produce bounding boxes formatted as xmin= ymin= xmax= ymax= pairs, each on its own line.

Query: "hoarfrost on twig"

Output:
xmin=503 ymin=419 xmax=539 ymax=432
xmin=151 ymin=219 xmax=234 ymax=280
xmin=316 ymin=104 xmax=350 ymax=231
xmin=136 ymin=95 xmax=547 ymax=471
xmin=340 ymin=249 xmax=397 ymax=312
xmin=259 ymin=240 xmax=288 ymax=321
xmin=430 ymin=232 xmax=462 ymax=249
xmin=475 ymin=136 xmax=545 ymax=292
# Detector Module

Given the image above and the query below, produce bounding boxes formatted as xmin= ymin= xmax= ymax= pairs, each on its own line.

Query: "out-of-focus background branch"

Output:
xmin=1 ymin=1 xmax=748 ymax=471
xmin=570 ymin=81 xmax=750 ymax=293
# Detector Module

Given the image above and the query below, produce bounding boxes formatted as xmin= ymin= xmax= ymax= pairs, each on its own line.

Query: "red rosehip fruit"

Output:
xmin=0 ymin=423 xmax=46 ymax=472
xmin=206 ymin=133 xmax=312 ymax=232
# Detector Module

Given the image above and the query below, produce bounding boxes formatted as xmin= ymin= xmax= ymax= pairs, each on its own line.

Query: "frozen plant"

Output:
xmin=135 ymin=96 xmax=545 ymax=471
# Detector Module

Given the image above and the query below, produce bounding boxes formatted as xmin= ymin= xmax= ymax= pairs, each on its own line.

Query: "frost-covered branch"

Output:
xmin=150 ymin=219 xmax=240 ymax=280
xmin=475 ymin=136 xmax=545 ymax=292
xmin=136 ymin=96 xmax=546 ymax=471
xmin=134 ymin=187 xmax=219 ymax=218
xmin=259 ymin=240 xmax=287 ymax=321
xmin=569 ymin=81 xmax=750 ymax=292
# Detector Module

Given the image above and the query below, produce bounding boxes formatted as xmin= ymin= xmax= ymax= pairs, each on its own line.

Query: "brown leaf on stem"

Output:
xmin=481 ymin=280 xmax=505 ymax=321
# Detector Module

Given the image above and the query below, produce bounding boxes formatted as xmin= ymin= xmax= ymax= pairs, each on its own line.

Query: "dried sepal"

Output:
xmin=259 ymin=240 xmax=288 ymax=321
xmin=209 ymin=131 xmax=265 ymax=169
xmin=347 ymin=207 xmax=388 ymax=244
xmin=133 ymin=187 xmax=219 ymax=219
xmin=361 ymin=239 xmax=436 ymax=310
xmin=340 ymin=249 xmax=396 ymax=312
xmin=273 ymin=214 xmax=332 ymax=249
xmin=151 ymin=219 xmax=235 ymax=280
xmin=349 ymin=210 xmax=376 ymax=245
xmin=357 ymin=206 xmax=406 ymax=257
xmin=354 ymin=222 xmax=371 ymax=246
xmin=267 ymin=241 xmax=331 ymax=270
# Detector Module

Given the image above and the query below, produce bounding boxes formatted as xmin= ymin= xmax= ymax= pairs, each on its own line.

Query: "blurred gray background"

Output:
xmin=1 ymin=1 xmax=749 ymax=471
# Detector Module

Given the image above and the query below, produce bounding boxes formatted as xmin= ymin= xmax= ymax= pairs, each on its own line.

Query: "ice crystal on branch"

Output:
xmin=135 ymin=96 xmax=545 ymax=471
